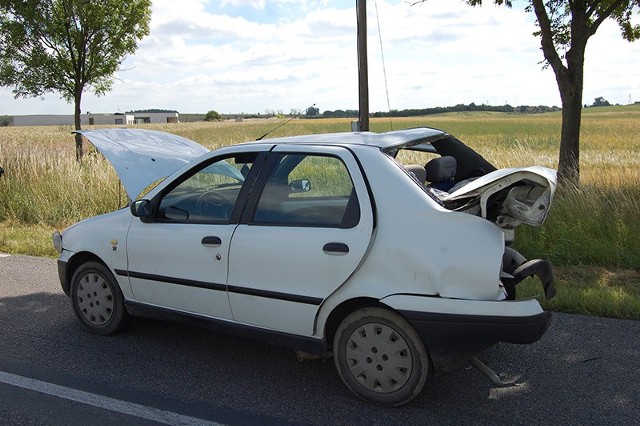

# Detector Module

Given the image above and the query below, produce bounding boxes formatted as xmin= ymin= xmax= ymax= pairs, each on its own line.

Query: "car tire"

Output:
xmin=70 ymin=261 xmax=129 ymax=335
xmin=333 ymin=306 xmax=430 ymax=407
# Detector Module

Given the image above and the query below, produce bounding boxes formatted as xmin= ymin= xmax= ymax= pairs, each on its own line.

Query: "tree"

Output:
xmin=204 ymin=110 xmax=221 ymax=121
xmin=591 ymin=96 xmax=611 ymax=107
xmin=0 ymin=0 xmax=151 ymax=160
xmin=414 ymin=0 xmax=640 ymax=186
xmin=306 ymin=106 xmax=320 ymax=116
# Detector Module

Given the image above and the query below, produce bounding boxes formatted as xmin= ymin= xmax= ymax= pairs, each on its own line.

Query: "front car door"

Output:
xmin=125 ymin=150 xmax=264 ymax=319
xmin=227 ymin=145 xmax=375 ymax=336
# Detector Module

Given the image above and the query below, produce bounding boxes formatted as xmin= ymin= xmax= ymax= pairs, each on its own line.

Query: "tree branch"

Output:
xmin=589 ymin=0 xmax=630 ymax=37
xmin=531 ymin=0 xmax=565 ymax=73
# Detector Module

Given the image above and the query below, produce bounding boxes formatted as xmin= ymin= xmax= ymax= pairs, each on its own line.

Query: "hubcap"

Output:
xmin=345 ymin=323 xmax=412 ymax=393
xmin=76 ymin=273 xmax=115 ymax=325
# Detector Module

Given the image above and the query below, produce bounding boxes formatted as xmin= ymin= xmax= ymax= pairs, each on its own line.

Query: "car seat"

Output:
xmin=405 ymin=164 xmax=426 ymax=184
xmin=425 ymin=156 xmax=457 ymax=192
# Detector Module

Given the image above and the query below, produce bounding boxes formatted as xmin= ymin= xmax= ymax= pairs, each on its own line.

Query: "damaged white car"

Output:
xmin=53 ymin=127 xmax=556 ymax=406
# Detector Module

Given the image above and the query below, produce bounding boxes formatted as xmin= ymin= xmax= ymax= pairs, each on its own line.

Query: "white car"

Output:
xmin=53 ymin=127 xmax=556 ymax=406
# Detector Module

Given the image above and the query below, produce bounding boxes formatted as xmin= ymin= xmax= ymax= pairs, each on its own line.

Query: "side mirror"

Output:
xmin=289 ymin=179 xmax=311 ymax=193
xmin=130 ymin=199 xmax=152 ymax=218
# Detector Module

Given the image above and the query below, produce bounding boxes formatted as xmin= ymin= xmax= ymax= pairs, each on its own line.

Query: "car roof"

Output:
xmin=252 ymin=127 xmax=449 ymax=150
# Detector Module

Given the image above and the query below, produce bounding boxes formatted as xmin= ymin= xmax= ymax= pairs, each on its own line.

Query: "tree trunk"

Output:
xmin=74 ymin=90 xmax=83 ymax=161
xmin=555 ymin=36 xmax=587 ymax=188
xmin=530 ymin=0 xmax=590 ymax=188
xmin=557 ymin=82 xmax=582 ymax=187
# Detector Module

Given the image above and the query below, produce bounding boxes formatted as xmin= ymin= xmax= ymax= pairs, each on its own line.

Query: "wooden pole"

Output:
xmin=357 ymin=0 xmax=369 ymax=131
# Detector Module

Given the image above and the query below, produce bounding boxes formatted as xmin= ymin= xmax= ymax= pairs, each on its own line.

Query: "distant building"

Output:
xmin=11 ymin=111 xmax=179 ymax=126
xmin=88 ymin=113 xmax=134 ymax=125
xmin=128 ymin=111 xmax=179 ymax=124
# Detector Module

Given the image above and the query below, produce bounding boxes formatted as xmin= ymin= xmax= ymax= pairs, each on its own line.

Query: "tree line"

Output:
xmin=317 ymin=103 xmax=561 ymax=119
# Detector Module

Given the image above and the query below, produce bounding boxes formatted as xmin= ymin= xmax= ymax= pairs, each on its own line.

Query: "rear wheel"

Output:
xmin=333 ymin=307 xmax=430 ymax=407
xmin=70 ymin=261 xmax=129 ymax=335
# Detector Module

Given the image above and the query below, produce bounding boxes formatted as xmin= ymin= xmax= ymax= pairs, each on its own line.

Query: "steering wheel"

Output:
xmin=195 ymin=191 xmax=233 ymax=219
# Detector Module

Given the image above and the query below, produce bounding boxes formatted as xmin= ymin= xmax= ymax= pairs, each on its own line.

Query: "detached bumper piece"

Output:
xmin=503 ymin=259 xmax=556 ymax=301
xmin=502 ymin=248 xmax=555 ymax=300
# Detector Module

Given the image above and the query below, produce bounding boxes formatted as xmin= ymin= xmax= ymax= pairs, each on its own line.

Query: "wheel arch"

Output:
xmin=323 ymin=297 xmax=385 ymax=349
xmin=61 ymin=251 xmax=108 ymax=296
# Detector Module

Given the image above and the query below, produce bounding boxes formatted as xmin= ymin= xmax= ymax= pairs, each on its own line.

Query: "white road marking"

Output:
xmin=0 ymin=370 xmax=222 ymax=425
xmin=0 ymin=253 xmax=10 ymax=258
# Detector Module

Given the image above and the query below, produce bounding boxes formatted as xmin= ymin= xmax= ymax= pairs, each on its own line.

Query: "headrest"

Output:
xmin=425 ymin=156 xmax=457 ymax=182
xmin=405 ymin=164 xmax=426 ymax=184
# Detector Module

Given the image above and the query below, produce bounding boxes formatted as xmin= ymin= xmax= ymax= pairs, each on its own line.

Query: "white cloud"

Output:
xmin=1 ymin=0 xmax=637 ymax=115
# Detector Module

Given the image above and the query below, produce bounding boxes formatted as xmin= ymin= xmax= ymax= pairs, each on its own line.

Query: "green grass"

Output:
xmin=518 ymin=266 xmax=640 ymax=320
xmin=1 ymin=223 xmax=58 ymax=257
xmin=1 ymin=106 xmax=639 ymax=318
xmin=514 ymin=185 xmax=640 ymax=269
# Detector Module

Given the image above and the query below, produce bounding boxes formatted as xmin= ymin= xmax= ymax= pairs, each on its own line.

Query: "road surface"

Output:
xmin=0 ymin=253 xmax=638 ymax=425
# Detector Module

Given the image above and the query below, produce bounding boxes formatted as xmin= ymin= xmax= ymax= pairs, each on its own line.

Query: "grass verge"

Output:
xmin=518 ymin=266 xmax=640 ymax=320
xmin=0 ymin=222 xmax=59 ymax=257
xmin=1 ymin=222 xmax=639 ymax=320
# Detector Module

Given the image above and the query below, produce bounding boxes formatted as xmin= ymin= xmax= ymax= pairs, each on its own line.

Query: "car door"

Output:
xmin=227 ymin=145 xmax=375 ymax=335
xmin=125 ymin=152 xmax=263 ymax=319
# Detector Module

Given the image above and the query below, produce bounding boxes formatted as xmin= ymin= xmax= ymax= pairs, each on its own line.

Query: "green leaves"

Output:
xmin=0 ymin=0 xmax=151 ymax=104
xmin=1 ymin=0 xmax=151 ymax=157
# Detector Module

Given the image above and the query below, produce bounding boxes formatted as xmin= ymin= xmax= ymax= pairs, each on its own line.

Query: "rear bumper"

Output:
xmin=381 ymin=296 xmax=552 ymax=370
xmin=400 ymin=309 xmax=551 ymax=370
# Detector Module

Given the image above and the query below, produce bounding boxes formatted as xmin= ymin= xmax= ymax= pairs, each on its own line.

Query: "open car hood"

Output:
xmin=75 ymin=129 xmax=210 ymax=200
xmin=438 ymin=166 xmax=557 ymax=227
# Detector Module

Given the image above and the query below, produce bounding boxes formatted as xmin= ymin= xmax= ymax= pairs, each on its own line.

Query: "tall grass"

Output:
xmin=0 ymin=129 xmax=124 ymax=226
xmin=1 ymin=106 xmax=639 ymax=270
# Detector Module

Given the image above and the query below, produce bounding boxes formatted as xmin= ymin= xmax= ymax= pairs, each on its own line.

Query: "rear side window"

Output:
xmin=252 ymin=153 xmax=360 ymax=228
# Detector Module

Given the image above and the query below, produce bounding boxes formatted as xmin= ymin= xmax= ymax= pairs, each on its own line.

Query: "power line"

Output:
xmin=374 ymin=0 xmax=393 ymax=130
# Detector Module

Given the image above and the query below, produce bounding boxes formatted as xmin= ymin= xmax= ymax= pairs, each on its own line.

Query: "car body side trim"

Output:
xmin=115 ymin=269 xmax=227 ymax=292
xmin=227 ymin=285 xmax=323 ymax=306
xmin=115 ymin=269 xmax=323 ymax=305
xmin=125 ymin=301 xmax=327 ymax=355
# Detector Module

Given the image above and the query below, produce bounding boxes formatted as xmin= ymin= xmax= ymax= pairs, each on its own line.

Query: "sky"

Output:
xmin=1 ymin=0 xmax=638 ymax=116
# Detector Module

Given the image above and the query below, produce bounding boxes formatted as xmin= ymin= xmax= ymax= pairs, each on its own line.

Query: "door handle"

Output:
xmin=201 ymin=236 xmax=222 ymax=247
xmin=323 ymin=242 xmax=349 ymax=255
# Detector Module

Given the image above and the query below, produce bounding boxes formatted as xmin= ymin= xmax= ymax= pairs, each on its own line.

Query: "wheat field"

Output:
xmin=1 ymin=106 xmax=639 ymax=318
xmin=1 ymin=105 xmax=639 ymax=263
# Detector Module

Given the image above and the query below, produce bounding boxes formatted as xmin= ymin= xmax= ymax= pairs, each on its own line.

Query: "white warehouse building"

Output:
xmin=12 ymin=112 xmax=179 ymax=126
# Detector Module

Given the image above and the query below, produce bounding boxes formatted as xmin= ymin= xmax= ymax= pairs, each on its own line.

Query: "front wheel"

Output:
xmin=70 ymin=261 xmax=129 ymax=335
xmin=333 ymin=307 xmax=431 ymax=407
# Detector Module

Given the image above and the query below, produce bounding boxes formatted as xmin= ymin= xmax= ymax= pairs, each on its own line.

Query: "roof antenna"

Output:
xmin=256 ymin=104 xmax=315 ymax=141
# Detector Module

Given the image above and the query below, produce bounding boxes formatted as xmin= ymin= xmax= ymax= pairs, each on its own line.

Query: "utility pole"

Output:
xmin=356 ymin=0 xmax=369 ymax=131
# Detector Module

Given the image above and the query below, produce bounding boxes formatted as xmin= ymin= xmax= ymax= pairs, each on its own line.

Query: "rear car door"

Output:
xmin=227 ymin=145 xmax=374 ymax=335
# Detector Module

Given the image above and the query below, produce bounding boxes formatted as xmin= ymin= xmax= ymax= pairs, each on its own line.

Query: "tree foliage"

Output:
xmin=0 ymin=0 xmax=151 ymax=159
xmin=591 ymin=96 xmax=611 ymax=107
xmin=205 ymin=110 xmax=221 ymax=121
xmin=414 ymin=0 xmax=640 ymax=186
xmin=306 ymin=106 xmax=320 ymax=116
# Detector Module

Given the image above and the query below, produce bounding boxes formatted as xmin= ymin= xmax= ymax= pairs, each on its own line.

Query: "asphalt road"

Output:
xmin=0 ymin=253 xmax=638 ymax=425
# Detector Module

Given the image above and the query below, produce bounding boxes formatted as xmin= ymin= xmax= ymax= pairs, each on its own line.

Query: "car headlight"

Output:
xmin=52 ymin=231 xmax=63 ymax=254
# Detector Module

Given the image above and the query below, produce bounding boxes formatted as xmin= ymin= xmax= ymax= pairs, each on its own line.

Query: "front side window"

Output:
xmin=157 ymin=154 xmax=255 ymax=223
xmin=253 ymin=153 xmax=359 ymax=227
